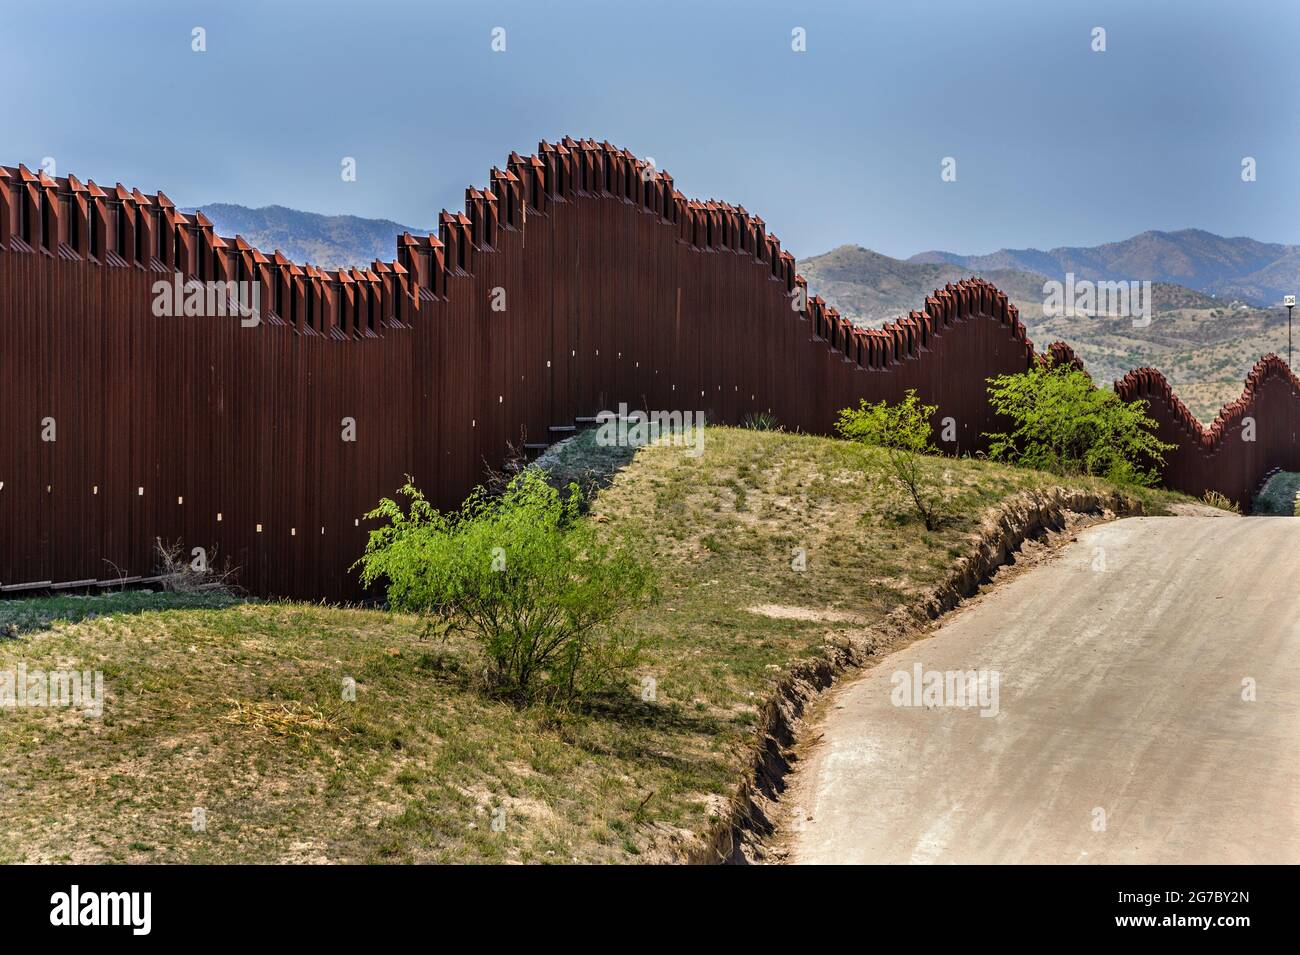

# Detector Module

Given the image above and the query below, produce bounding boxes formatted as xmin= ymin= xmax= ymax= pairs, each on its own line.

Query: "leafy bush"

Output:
xmin=355 ymin=468 xmax=654 ymax=706
xmin=836 ymin=390 xmax=944 ymax=530
xmin=984 ymin=365 xmax=1173 ymax=485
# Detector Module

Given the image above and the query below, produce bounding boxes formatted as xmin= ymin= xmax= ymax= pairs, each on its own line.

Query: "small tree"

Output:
xmin=355 ymin=468 xmax=653 ymax=706
xmin=836 ymin=390 xmax=944 ymax=530
xmin=984 ymin=364 xmax=1174 ymax=485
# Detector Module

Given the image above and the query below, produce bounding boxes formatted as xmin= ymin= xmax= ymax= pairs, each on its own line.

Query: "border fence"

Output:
xmin=1 ymin=139 xmax=1295 ymax=598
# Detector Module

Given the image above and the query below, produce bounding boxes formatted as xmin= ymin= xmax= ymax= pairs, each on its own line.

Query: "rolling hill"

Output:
xmin=798 ymin=240 xmax=1295 ymax=425
xmin=908 ymin=229 xmax=1298 ymax=306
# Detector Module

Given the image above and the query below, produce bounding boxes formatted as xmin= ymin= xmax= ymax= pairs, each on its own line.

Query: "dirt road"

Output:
xmin=785 ymin=516 xmax=1300 ymax=864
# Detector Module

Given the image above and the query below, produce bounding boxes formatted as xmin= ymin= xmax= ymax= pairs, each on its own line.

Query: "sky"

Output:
xmin=2 ymin=0 xmax=1297 ymax=259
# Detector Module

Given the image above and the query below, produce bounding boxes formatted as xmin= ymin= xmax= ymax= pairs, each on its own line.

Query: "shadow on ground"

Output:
xmin=1252 ymin=470 xmax=1300 ymax=515
xmin=0 ymin=590 xmax=246 ymax=638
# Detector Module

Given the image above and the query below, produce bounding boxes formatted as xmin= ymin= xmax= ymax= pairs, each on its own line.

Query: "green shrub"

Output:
xmin=836 ymin=390 xmax=944 ymax=530
xmin=355 ymin=468 xmax=654 ymax=706
xmin=741 ymin=410 xmax=781 ymax=431
xmin=984 ymin=365 xmax=1173 ymax=485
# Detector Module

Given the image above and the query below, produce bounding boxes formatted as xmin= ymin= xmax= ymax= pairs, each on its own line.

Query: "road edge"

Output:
xmin=683 ymin=486 xmax=1145 ymax=865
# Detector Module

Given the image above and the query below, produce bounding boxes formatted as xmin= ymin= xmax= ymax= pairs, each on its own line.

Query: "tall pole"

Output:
xmin=1286 ymin=296 xmax=1297 ymax=367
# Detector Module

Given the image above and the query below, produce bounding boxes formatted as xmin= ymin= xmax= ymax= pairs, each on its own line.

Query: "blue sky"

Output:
xmin=2 ymin=0 xmax=1296 ymax=258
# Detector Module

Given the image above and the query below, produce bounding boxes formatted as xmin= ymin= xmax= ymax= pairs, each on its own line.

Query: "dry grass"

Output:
xmin=152 ymin=538 xmax=241 ymax=595
xmin=0 ymin=428 xmax=1186 ymax=864
xmin=219 ymin=698 xmax=353 ymax=740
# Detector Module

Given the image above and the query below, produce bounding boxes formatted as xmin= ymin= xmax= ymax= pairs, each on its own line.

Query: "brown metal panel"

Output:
xmin=2 ymin=143 xmax=1297 ymax=596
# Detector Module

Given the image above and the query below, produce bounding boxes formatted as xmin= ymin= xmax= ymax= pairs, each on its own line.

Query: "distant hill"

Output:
xmin=908 ymin=229 xmax=1298 ymax=306
xmin=794 ymin=246 xmax=1049 ymax=324
xmin=796 ymin=244 xmax=1220 ymax=326
xmin=184 ymin=203 xmax=423 ymax=270
xmin=797 ymin=241 xmax=1294 ymax=425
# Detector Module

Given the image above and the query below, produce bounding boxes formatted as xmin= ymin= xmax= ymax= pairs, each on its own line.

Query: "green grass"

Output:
xmin=0 ymin=427 xmax=1186 ymax=863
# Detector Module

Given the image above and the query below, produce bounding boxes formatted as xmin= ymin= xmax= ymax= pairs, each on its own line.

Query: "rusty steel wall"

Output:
xmin=1116 ymin=357 xmax=1300 ymax=506
xmin=0 ymin=138 xmax=1293 ymax=599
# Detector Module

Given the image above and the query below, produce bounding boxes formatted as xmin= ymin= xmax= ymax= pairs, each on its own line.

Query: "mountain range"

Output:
xmin=794 ymin=244 xmax=1227 ymax=328
xmin=906 ymin=229 xmax=1298 ymax=306
xmin=796 ymin=235 xmax=1298 ymax=425
xmin=185 ymin=203 xmax=423 ymax=271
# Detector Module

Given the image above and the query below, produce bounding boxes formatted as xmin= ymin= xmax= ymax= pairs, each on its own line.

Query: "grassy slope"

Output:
xmin=0 ymin=428 xmax=1184 ymax=864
